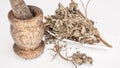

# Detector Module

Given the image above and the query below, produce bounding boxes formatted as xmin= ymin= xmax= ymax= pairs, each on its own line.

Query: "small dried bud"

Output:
xmin=73 ymin=30 xmax=81 ymax=37
xmin=72 ymin=51 xmax=93 ymax=65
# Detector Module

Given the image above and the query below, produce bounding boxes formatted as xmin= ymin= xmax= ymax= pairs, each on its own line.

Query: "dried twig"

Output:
xmin=96 ymin=35 xmax=112 ymax=48
xmin=85 ymin=0 xmax=91 ymax=17
xmin=79 ymin=0 xmax=91 ymax=17
xmin=50 ymin=53 xmax=57 ymax=62
xmin=50 ymin=44 xmax=77 ymax=68
xmin=50 ymin=43 xmax=93 ymax=68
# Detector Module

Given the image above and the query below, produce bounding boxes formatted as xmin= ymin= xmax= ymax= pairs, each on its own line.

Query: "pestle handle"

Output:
xmin=9 ymin=0 xmax=33 ymax=20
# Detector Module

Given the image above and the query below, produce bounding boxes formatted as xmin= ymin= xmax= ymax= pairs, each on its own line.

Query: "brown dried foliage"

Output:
xmin=50 ymin=43 xmax=93 ymax=68
xmin=45 ymin=0 xmax=112 ymax=48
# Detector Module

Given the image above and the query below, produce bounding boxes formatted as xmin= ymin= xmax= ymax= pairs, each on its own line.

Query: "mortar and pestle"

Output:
xmin=8 ymin=0 xmax=45 ymax=59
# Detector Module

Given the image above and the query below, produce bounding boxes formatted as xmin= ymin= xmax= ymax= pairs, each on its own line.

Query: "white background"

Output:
xmin=0 ymin=0 xmax=120 ymax=68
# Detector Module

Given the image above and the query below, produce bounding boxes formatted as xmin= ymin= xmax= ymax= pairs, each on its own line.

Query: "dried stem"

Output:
xmin=79 ymin=0 xmax=86 ymax=17
xmin=51 ymin=45 xmax=77 ymax=68
xmin=97 ymin=36 xmax=112 ymax=48
xmin=50 ymin=53 xmax=57 ymax=62
xmin=79 ymin=0 xmax=91 ymax=17
xmin=58 ymin=52 xmax=77 ymax=68
xmin=85 ymin=0 xmax=91 ymax=17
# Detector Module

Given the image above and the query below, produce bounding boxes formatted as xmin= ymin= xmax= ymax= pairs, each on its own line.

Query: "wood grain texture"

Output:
xmin=9 ymin=0 xmax=33 ymax=20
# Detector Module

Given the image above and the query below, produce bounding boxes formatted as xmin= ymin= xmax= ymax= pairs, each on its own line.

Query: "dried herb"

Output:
xmin=45 ymin=0 xmax=112 ymax=48
xmin=71 ymin=51 xmax=93 ymax=65
xmin=50 ymin=42 xmax=93 ymax=68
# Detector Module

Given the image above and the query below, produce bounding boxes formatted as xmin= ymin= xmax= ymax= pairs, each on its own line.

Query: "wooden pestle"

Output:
xmin=9 ymin=0 xmax=33 ymax=20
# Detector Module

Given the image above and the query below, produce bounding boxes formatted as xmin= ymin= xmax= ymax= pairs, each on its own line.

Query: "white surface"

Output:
xmin=0 ymin=0 xmax=120 ymax=68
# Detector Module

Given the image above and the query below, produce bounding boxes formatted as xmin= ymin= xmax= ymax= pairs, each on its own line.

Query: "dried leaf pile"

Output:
xmin=45 ymin=0 xmax=112 ymax=68
xmin=45 ymin=0 xmax=112 ymax=48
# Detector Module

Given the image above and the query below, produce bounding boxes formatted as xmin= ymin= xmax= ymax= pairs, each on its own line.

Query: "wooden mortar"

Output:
xmin=8 ymin=6 xmax=45 ymax=59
